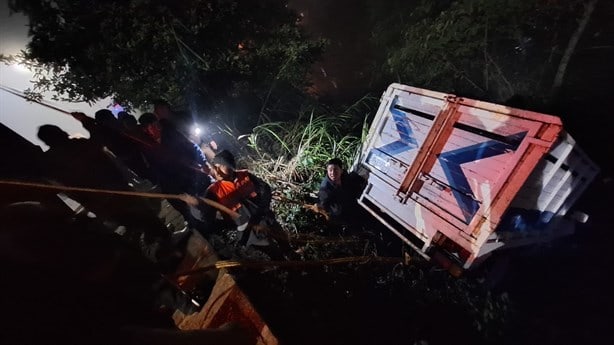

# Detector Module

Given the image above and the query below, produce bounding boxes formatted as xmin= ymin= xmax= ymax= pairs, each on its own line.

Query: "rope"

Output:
xmin=0 ymin=84 xmax=72 ymax=115
xmin=169 ymin=256 xmax=402 ymax=278
xmin=288 ymin=237 xmax=363 ymax=244
xmin=2 ymin=180 xmax=379 ymax=253
xmin=0 ymin=179 xmax=370 ymax=244
xmin=0 ymin=179 xmax=240 ymax=220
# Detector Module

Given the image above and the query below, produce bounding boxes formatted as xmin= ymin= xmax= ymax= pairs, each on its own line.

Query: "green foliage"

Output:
xmin=240 ymin=249 xmax=511 ymax=344
xmin=244 ymin=96 xmax=374 ymax=186
xmin=9 ymin=0 xmax=326 ymax=115
xmin=368 ymin=0 xmax=599 ymax=104
xmin=384 ymin=265 xmax=511 ymax=342
xmin=233 ymin=96 xmax=375 ymax=232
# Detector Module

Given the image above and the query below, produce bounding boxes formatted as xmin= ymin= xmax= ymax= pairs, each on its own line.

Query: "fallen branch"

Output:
xmin=169 ymin=256 xmax=403 ymax=278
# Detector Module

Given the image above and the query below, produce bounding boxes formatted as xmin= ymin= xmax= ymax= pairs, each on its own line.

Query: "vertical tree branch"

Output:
xmin=258 ymin=56 xmax=293 ymax=124
xmin=444 ymin=57 xmax=485 ymax=94
xmin=551 ymin=0 xmax=598 ymax=97
xmin=487 ymin=54 xmax=514 ymax=101
xmin=483 ymin=19 xmax=489 ymax=92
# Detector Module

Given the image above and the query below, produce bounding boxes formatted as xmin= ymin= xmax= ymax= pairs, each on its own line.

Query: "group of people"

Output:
xmin=34 ymin=100 xmax=365 ymax=264
xmin=1 ymin=99 xmax=370 ymax=344
xmin=34 ymin=101 xmax=207 ymax=262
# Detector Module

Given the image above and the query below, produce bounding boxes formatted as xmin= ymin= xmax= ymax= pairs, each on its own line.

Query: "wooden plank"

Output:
xmin=176 ymin=273 xmax=279 ymax=345
xmin=170 ymin=232 xmax=279 ymax=345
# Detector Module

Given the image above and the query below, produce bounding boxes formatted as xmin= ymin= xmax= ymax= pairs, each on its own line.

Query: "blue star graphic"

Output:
xmin=438 ymin=131 xmax=527 ymax=223
xmin=377 ymin=96 xmax=419 ymax=155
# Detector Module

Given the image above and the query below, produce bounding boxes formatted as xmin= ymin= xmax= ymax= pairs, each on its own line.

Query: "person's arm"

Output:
xmin=201 ymin=189 xmax=219 ymax=223
xmin=178 ymin=194 xmax=200 ymax=207
xmin=71 ymin=112 xmax=97 ymax=133
xmin=178 ymin=191 xmax=218 ymax=229
xmin=248 ymin=174 xmax=271 ymax=210
xmin=193 ymin=142 xmax=207 ymax=166
xmin=318 ymin=179 xmax=341 ymax=217
xmin=318 ymin=179 xmax=332 ymax=211
xmin=191 ymin=142 xmax=213 ymax=177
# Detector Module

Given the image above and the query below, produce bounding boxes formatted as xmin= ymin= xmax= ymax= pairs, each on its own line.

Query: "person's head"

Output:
xmin=153 ymin=99 xmax=172 ymax=119
xmin=117 ymin=111 xmax=137 ymax=128
xmin=325 ymin=158 xmax=344 ymax=184
xmin=94 ymin=109 xmax=117 ymax=126
xmin=38 ymin=125 xmax=70 ymax=147
xmin=211 ymin=150 xmax=236 ymax=180
xmin=139 ymin=112 xmax=162 ymax=142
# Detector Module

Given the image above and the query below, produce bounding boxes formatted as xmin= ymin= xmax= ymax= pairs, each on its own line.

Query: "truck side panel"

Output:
xmin=494 ymin=132 xmax=600 ymax=249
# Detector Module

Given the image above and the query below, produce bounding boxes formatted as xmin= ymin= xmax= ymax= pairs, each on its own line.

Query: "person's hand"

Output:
xmin=303 ymin=203 xmax=330 ymax=221
xmin=201 ymin=163 xmax=211 ymax=175
xmin=70 ymin=112 xmax=88 ymax=122
xmin=178 ymin=193 xmax=199 ymax=206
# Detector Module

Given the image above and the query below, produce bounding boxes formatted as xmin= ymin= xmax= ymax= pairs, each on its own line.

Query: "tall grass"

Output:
xmin=205 ymin=95 xmax=376 ymax=231
xmin=244 ymin=96 xmax=376 ymax=187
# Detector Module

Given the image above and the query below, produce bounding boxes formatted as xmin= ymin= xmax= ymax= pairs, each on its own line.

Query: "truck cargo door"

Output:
xmin=363 ymin=90 xmax=445 ymax=186
xmin=397 ymin=98 xmax=556 ymax=234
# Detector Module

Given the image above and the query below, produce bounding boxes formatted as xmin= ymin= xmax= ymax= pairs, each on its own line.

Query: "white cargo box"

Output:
xmin=354 ymin=84 xmax=599 ymax=269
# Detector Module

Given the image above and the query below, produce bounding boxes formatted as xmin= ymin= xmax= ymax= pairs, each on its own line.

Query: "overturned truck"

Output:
xmin=353 ymin=84 xmax=599 ymax=272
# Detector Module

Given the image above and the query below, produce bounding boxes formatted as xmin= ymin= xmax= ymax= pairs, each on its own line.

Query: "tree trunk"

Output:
xmin=551 ymin=0 xmax=598 ymax=99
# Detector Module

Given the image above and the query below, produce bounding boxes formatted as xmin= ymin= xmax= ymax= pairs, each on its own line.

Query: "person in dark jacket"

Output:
xmin=317 ymin=158 xmax=365 ymax=225
xmin=138 ymin=113 xmax=210 ymax=195
xmin=136 ymin=113 xmax=212 ymax=229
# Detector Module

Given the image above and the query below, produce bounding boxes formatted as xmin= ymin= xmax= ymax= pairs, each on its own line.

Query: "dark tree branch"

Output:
xmin=551 ymin=0 xmax=598 ymax=99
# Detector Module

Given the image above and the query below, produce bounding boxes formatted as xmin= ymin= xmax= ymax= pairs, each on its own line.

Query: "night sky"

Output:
xmin=0 ymin=1 xmax=109 ymax=149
